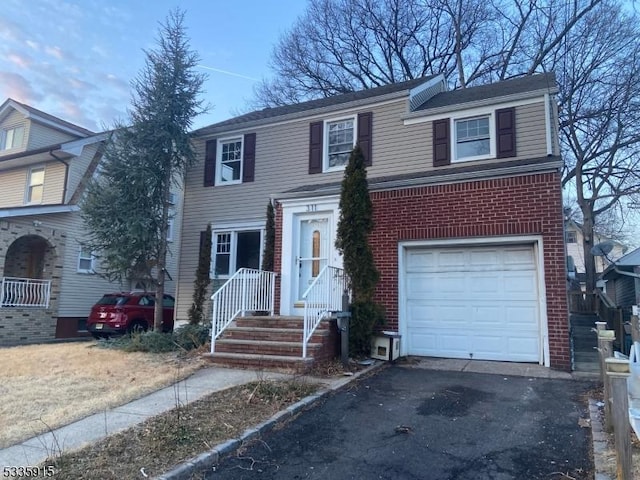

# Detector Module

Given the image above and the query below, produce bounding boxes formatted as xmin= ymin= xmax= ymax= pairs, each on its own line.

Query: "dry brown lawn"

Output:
xmin=0 ymin=341 xmax=205 ymax=448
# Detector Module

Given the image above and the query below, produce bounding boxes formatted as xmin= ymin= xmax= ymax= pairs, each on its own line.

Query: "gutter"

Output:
xmin=612 ymin=267 xmax=640 ymax=279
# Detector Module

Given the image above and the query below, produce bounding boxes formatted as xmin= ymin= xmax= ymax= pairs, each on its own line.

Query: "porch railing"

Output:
xmin=302 ymin=266 xmax=348 ymax=358
xmin=210 ymin=268 xmax=276 ymax=353
xmin=1 ymin=277 xmax=51 ymax=308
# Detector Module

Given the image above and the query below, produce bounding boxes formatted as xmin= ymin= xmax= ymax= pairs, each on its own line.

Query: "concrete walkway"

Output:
xmin=0 ymin=359 xmax=592 ymax=472
xmin=0 ymin=367 xmax=304 ymax=468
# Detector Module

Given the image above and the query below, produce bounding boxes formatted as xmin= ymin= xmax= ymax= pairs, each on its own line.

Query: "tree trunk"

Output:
xmin=154 ymin=169 xmax=172 ymax=331
xmin=581 ymin=208 xmax=597 ymax=293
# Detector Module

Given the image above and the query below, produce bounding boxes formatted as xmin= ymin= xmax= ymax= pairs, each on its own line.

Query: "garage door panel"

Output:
xmin=404 ymin=244 xmax=541 ymax=363
xmin=405 ymin=251 xmax=436 ymax=272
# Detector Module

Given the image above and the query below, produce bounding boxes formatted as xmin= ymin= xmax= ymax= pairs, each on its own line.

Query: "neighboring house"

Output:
xmin=177 ymin=73 xmax=571 ymax=370
xmin=565 ymin=219 xmax=626 ymax=286
xmin=0 ymin=99 xmax=183 ymax=346
xmin=602 ymin=246 xmax=640 ymax=320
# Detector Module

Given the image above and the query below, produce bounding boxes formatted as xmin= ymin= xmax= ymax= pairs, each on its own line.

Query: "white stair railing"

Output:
xmin=210 ymin=268 xmax=276 ymax=353
xmin=1 ymin=277 xmax=51 ymax=308
xmin=302 ymin=266 xmax=348 ymax=358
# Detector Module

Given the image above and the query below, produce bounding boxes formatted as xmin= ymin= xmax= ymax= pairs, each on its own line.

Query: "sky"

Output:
xmin=0 ymin=0 xmax=309 ymax=132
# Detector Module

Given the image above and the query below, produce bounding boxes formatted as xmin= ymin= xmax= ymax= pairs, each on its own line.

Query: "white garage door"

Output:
xmin=403 ymin=245 xmax=540 ymax=362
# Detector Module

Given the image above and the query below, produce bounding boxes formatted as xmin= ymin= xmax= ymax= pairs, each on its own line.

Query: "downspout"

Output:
xmin=49 ymin=150 xmax=69 ymax=204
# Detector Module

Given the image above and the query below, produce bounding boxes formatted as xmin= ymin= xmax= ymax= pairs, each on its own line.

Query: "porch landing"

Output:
xmin=204 ymin=315 xmax=340 ymax=372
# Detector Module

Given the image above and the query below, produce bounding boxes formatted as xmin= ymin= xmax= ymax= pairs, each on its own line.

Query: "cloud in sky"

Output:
xmin=0 ymin=0 xmax=308 ymax=131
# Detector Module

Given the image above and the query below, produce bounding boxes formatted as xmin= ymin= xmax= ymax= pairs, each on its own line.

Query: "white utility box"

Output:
xmin=371 ymin=331 xmax=401 ymax=361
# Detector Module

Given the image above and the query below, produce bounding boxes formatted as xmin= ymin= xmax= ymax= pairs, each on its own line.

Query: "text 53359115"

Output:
xmin=3 ymin=466 xmax=55 ymax=478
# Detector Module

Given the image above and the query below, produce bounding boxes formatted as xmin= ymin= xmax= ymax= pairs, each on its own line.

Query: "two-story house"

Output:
xmin=0 ymin=99 xmax=183 ymax=346
xmin=177 ymin=73 xmax=570 ymax=370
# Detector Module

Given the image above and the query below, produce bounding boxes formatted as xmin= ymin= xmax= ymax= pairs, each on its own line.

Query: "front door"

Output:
xmin=294 ymin=215 xmax=330 ymax=306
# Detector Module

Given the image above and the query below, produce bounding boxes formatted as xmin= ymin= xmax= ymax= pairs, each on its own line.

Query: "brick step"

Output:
xmin=204 ymin=352 xmax=314 ymax=373
xmin=223 ymin=326 xmax=329 ymax=343
xmin=214 ymin=339 xmax=321 ymax=357
xmin=234 ymin=315 xmax=315 ymax=330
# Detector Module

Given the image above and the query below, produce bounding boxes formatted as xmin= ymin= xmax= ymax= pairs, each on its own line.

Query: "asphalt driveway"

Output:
xmin=204 ymin=364 xmax=594 ymax=480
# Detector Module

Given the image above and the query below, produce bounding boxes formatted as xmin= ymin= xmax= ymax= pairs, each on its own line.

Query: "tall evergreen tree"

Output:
xmin=335 ymin=144 xmax=383 ymax=354
xmin=188 ymin=224 xmax=212 ymax=325
xmin=261 ymin=201 xmax=276 ymax=271
xmin=82 ymin=9 xmax=206 ymax=331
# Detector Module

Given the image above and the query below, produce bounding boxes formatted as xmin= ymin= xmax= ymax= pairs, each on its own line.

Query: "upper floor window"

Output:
xmin=26 ymin=167 xmax=44 ymax=204
xmin=432 ymin=107 xmax=515 ymax=167
xmin=565 ymin=231 xmax=577 ymax=243
xmin=77 ymin=246 xmax=95 ymax=273
xmin=325 ymin=117 xmax=355 ymax=170
xmin=217 ymin=137 xmax=243 ymax=185
xmin=455 ymin=116 xmax=491 ymax=160
xmin=1 ymin=125 xmax=24 ymax=150
xmin=309 ymin=112 xmax=372 ymax=175
xmin=204 ymin=133 xmax=256 ymax=187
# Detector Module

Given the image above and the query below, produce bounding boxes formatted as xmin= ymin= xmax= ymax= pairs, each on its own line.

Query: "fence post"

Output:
xmin=598 ymin=329 xmax=615 ymax=433
xmin=605 ymin=357 xmax=633 ymax=480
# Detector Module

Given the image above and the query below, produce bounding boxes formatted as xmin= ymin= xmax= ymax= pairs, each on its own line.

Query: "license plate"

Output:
xmin=95 ymin=323 xmax=103 ymax=330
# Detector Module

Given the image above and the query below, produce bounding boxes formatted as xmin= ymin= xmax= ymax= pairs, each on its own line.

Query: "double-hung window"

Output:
xmin=325 ymin=118 xmax=355 ymax=170
xmin=455 ymin=116 xmax=491 ymax=161
xmin=213 ymin=230 xmax=262 ymax=277
xmin=77 ymin=246 xmax=95 ymax=273
xmin=26 ymin=167 xmax=44 ymax=204
xmin=1 ymin=125 xmax=24 ymax=150
xmin=565 ymin=231 xmax=577 ymax=243
xmin=217 ymin=138 xmax=243 ymax=185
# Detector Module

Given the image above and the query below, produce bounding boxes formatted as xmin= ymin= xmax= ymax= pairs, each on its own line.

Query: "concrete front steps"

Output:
xmin=204 ymin=315 xmax=339 ymax=372
xmin=570 ymin=313 xmax=600 ymax=373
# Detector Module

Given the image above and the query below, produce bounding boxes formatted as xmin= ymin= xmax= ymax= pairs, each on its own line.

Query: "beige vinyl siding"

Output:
xmin=42 ymin=161 xmax=66 ymax=204
xmin=0 ymin=168 xmax=29 ymax=207
xmin=0 ymin=110 xmax=28 ymax=154
xmin=65 ymin=143 xmax=99 ymax=202
xmin=0 ymin=161 xmax=64 ymax=207
xmin=27 ymin=121 xmax=77 ymax=149
xmin=175 ymin=96 xmax=552 ymax=320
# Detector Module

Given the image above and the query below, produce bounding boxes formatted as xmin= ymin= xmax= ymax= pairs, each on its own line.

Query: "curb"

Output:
xmin=154 ymin=361 xmax=385 ymax=480
xmin=588 ymin=398 xmax=613 ymax=480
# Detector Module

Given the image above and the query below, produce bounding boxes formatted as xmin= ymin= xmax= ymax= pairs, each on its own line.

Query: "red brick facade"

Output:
xmin=369 ymin=172 xmax=569 ymax=370
xmin=273 ymin=171 xmax=570 ymax=371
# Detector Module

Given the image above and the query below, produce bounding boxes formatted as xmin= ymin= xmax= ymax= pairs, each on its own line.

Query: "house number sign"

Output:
xmin=306 ymin=204 xmax=317 ymax=212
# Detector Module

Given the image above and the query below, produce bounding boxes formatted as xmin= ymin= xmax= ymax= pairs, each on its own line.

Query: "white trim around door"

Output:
xmin=279 ymin=195 xmax=342 ymax=316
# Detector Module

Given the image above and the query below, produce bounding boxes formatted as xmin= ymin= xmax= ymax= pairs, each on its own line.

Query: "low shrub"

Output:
xmin=96 ymin=324 xmax=210 ymax=354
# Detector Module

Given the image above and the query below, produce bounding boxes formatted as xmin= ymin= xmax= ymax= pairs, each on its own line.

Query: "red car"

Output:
xmin=87 ymin=292 xmax=175 ymax=338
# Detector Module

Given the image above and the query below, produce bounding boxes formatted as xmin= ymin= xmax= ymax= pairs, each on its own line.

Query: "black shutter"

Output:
xmin=309 ymin=121 xmax=323 ymax=174
xmin=433 ymin=119 xmax=450 ymax=167
xmin=242 ymin=133 xmax=256 ymax=182
xmin=496 ymin=107 xmax=516 ymax=158
xmin=204 ymin=139 xmax=216 ymax=187
xmin=357 ymin=112 xmax=373 ymax=166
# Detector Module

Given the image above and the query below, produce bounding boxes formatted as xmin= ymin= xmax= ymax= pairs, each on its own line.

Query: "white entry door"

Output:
xmin=294 ymin=215 xmax=330 ymax=305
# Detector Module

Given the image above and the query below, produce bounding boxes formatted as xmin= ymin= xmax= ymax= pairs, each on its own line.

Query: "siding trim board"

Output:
xmin=403 ymin=96 xmax=544 ymax=125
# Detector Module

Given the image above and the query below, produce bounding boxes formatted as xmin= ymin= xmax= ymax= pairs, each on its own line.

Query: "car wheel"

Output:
xmin=128 ymin=320 xmax=148 ymax=335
